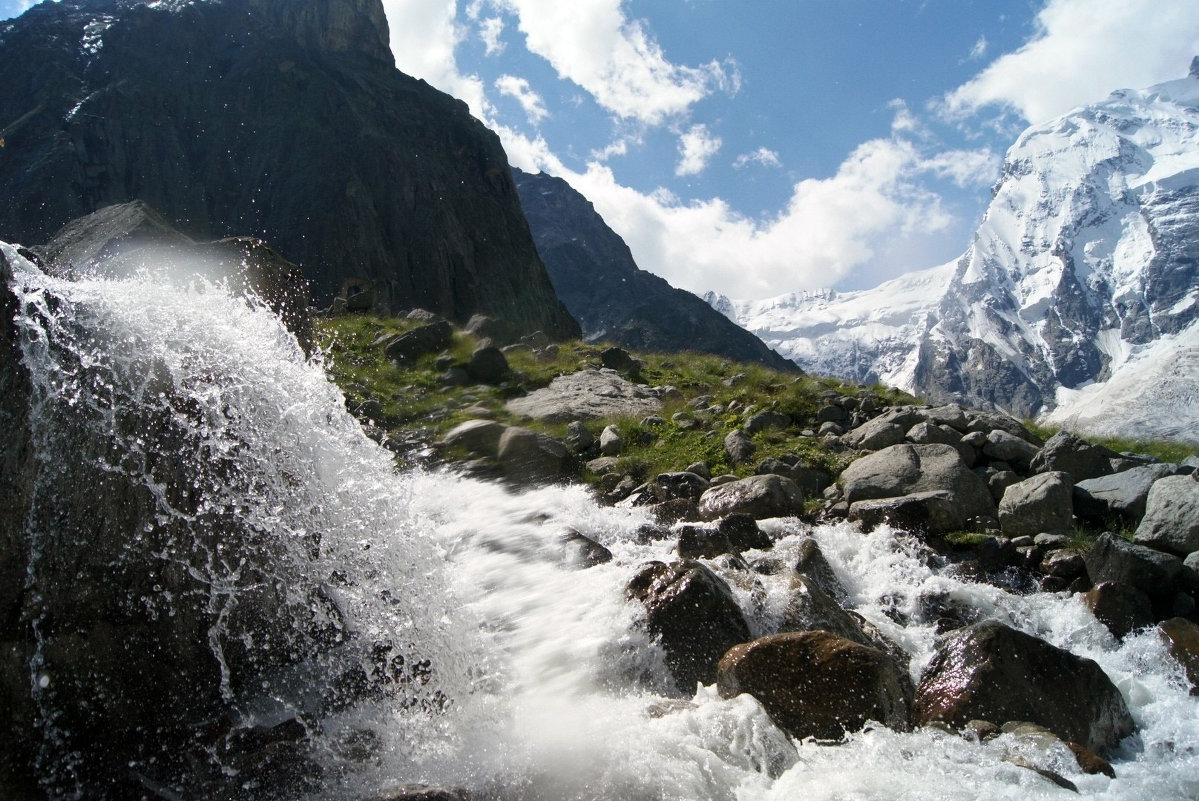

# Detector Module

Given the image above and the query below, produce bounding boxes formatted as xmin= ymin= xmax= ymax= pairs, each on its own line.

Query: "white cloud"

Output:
xmin=942 ymin=0 xmax=1199 ymax=124
xmin=495 ymin=74 xmax=548 ymax=124
xmin=675 ymin=124 xmax=722 ymax=177
xmin=488 ymin=0 xmax=738 ymax=125
xmin=478 ymin=16 xmax=505 ymax=55
xmin=381 ymin=0 xmax=490 ymax=118
xmin=732 ymin=147 xmax=782 ymax=170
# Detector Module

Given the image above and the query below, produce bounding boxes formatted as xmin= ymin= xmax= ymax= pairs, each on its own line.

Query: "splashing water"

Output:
xmin=2 ymin=243 xmax=1196 ymax=800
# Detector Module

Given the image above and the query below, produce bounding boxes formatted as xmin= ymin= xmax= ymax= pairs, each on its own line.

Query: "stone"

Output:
xmin=1084 ymin=582 xmax=1155 ymax=639
xmin=1134 ymin=476 xmax=1199 ymax=556
xmin=1158 ymin=617 xmax=1199 ymax=692
xmin=906 ymin=421 xmax=960 ymax=446
xmin=1085 ymin=532 xmax=1183 ymax=598
xmin=560 ymin=530 xmax=613 ymax=568
xmin=744 ymin=410 xmax=792 ymax=435
xmin=845 ymin=420 xmax=905 ymax=451
xmin=440 ymin=419 xmax=505 ymax=457
xmin=684 ymin=462 xmax=712 ymax=480
xmin=982 ymin=430 xmax=1040 ymax=470
xmin=627 ymin=561 xmax=752 ymax=691
xmin=495 ymin=427 xmax=569 ymax=485
xmin=794 ymin=539 xmax=848 ymax=602
xmin=778 ymin=576 xmax=872 ymax=648
xmin=913 ymin=621 xmax=1135 ymax=753
xmin=998 ymin=471 xmax=1073 ymax=538
xmin=926 ymin=404 xmax=969 ymax=431
xmin=599 ymin=425 xmax=623 ymax=456
xmin=564 ymin=421 xmax=593 ymax=453
xmin=651 ymin=472 xmax=710 ymax=503
xmin=838 ymin=444 xmax=996 ymax=532
xmin=724 ymin=430 xmax=757 ymax=466
xmin=848 ymin=492 xmax=960 ymax=536
xmin=717 ymin=514 xmax=772 ymax=551
xmin=1039 ymin=549 xmax=1086 ymax=580
xmin=1074 ymin=464 xmax=1180 ymax=522
xmin=505 ymin=370 xmax=662 ymax=422
xmin=384 ymin=320 xmax=453 ymax=364
xmin=698 ymin=475 xmax=806 ymax=521
xmin=465 ymin=345 xmax=509 ymax=383
xmin=677 ymin=525 xmax=734 ymax=559
xmin=600 ymin=346 xmax=639 ymax=373
xmin=716 ymin=631 xmax=912 ymax=741
xmin=1030 ymin=432 xmax=1119 ymax=482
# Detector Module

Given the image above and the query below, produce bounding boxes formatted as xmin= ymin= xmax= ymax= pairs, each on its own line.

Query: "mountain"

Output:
xmin=513 ymin=169 xmax=798 ymax=371
xmin=0 ymin=0 xmax=578 ymax=341
xmin=713 ymin=60 xmax=1199 ymax=443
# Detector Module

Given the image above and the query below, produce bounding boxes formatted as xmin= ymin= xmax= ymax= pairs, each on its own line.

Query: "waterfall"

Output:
xmin=1 ymin=242 xmax=1196 ymax=799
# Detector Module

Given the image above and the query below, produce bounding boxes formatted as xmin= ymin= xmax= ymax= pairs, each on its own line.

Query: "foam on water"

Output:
xmin=4 ymin=245 xmax=1196 ymax=799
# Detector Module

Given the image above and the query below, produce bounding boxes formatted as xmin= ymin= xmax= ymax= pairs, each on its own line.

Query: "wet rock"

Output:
xmin=373 ymin=786 xmax=474 ymax=801
xmin=913 ymin=620 xmax=1135 ymax=753
xmin=698 ymin=475 xmax=806 ymax=521
xmin=778 ymin=576 xmax=871 ymax=647
xmin=794 ymin=538 xmax=848 ymax=602
xmin=560 ymin=530 xmax=613 ymax=568
xmin=716 ymin=631 xmax=912 ymax=741
xmin=441 ymin=419 xmax=505 ymax=457
xmin=718 ymin=513 xmax=772 ymax=551
xmin=1158 ymin=617 xmax=1199 ymax=692
xmin=496 ymin=427 xmax=569 ymax=485
xmin=627 ymin=561 xmax=752 ymax=692
xmin=1133 ymin=476 xmax=1199 ymax=556
xmin=1085 ymin=582 xmax=1155 ymax=639
xmin=848 ymin=491 xmax=960 ymax=535
xmin=998 ymin=471 xmax=1073 ymax=538
xmin=677 ymin=525 xmax=734 ymax=560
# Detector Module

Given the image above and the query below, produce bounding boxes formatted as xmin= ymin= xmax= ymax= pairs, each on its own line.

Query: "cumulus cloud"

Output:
xmin=733 ymin=147 xmax=782 ymax=170
xmin=495 ymin=74 xmax=548 ymax=124
xmin=675 ymin=124 xmax=722 ymax=177
xmin=485 ymin=0 xmax=738 ymax=125
xmin=942 ymin=0 xmax=1199 ymax=124
xmin=478 ymin=16 xmax=505 ymax=55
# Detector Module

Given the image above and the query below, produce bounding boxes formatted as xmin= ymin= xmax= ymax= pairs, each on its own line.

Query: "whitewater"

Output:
xmin=2 ymin=244 xmax=1197 ymax=800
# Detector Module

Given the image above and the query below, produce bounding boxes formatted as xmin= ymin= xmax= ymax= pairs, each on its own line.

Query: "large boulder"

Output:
xmin=1030 ymin=431 xmax=1119 ymax=481
xmin=847 ymin=491 xmax=960 ymax=535
xmin=913 ymin=621 xmax=1135 ymax=753
xmin=717 ymin=631 xmax=912 ymax=741
xmin=998 ymin=471 xmax=1073 ymax=538
xmin=1158 ymin=617 xmax=1199 ymax=692
xmin=1084 ymin=532 xmax=1183 ymax=598
xmin=504 ymin=369 xmax=662 ymax=422
xmin=627 ymin=561 xmax=751 ymax=692
xmin=838 ymin=444 xmax=995 ymax=532
xmin=698 ymin=475 xmax=806 ymax=521
xmin=1133 ymin=476 xmax=1199 ymax=556
xmin=384 ymin=320 xmax=453 ymax=363
xmin=1074 ymin=464 xmax=1181 ymax=522
xmin=495 ymin=427 xmax=569 ymax=485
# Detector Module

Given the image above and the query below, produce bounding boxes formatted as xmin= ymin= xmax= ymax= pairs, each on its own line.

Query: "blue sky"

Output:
xmin=5 ymin=0 xmax=1199 ymax=297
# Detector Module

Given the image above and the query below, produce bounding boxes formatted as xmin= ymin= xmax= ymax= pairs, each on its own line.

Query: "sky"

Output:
xmin=4 ymin=0 xmax=1199 ymax=299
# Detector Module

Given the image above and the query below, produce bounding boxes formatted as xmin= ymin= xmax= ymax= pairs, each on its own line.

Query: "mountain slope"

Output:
xmin=514 ymin=169 xmax=798 ymax=371
xmin=715 ymin=61 xmax=1199 ymax=442
xmin=0 ymin=0 xmax=579 ymax=340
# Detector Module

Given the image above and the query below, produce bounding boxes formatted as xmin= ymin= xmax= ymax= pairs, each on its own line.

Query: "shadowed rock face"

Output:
xmin=513 ymin=169 xmax=797 ymax=370
xmin=0 ymin=0 xmax=579 ymax=342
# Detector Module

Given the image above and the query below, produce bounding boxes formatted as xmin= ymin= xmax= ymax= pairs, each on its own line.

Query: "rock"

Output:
xmin=716 ymin=631 xmax=912 ymax=741
xmin=906 ymin=421 xmax=961 ymax=446
xmin=1074 ymin=463 xmax=1180 ymax=522
xmin=600 ymin=346 xmax=640 ymax=373
xmin=560 ymin=530 xmax=613 ymax=568
xmin=964 ymin=411 xmax=1040 ymax=444
xmin=717 ymin=514 xmax=772 ymax=551
xmin=913 ymin=621 xmax=1135 ymax=753
xmin=677 ymin=525 xmax=734 ymax=559
xmin=599 ymin=425 xmax=623 ymax=456
xmin=384 ymin=321 xmax=453 ymax=364
xmin=1134 ymin=476 xmax=1199 ymax=556
xmin=627 ymin=561 xmax=752 ymax=691
xmin=848 ymin=492 xmax=960 ymax=536
xmin=1084 ymin=582 xmax=1155 ymax=639
xmin=794 ymin=539 xmax=848 ymax=602
xmin=1158 ymin=617 xmax=1199 ymax=692
xmin=505 ymin=370 xmax=662 ymax=422
xmin=1031 ymin=432 xmax=1119 ymax=482
xmin=1085 ymin=532 xmax=1183 ymax=598
xmin=563 ymin=421 xmax=593 ymax=453
xmin=496 ymin=427 xmax=569 ymax=485
xmin=982 ymin=430 xmax=1040 ymax=470
xmin=651 ymin=472 xmax=710 ymax=503
xmin=684 ymin=462 xmax=711 ymax=480
xmin=1039 ymin=549 xmax=1086 ymax=580
xmin=926 ymin=404 xmax=969 ymax=431
xmin=441 ymin=419 xmax=505 ymax=457
xmin=984 ymin=469 xmax=1020 ymax=503
xmin=778 ymin=576 xmax=872 ymax=648
xmin=373 ymin=786 xmax=474 ymax=801
xmin=698 ymin=475 xmax=806 ymax=521
xmin=838 ymin=444 xmax=995 ymax=532
xmin=465 ymin=345 xmax=509 ymax=383
xmin=977 ymin=536 xmax=1017 ymax=572
xmin=998 ymin=471 xmax=1073 ymax=538
xmin=744 ymin=411 xmax=791 ymax=435
xmin=845 ymin=420 xmax=905 ymax=451
xmin=724 ymin=430 xmax=757 ymax=465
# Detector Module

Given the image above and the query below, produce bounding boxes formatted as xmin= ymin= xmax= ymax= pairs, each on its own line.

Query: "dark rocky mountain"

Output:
xmin=0 ymin=0 xmax=578 ymax=341
xmin=513 ymin=169 xmax=797 ymax=371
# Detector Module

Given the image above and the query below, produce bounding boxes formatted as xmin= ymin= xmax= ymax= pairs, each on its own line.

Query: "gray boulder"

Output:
xmin=465 ymin=345 xmax=509 ymax=383
xmin=744 ymin=410 xmax=791 ymax=435
xmin=724 ymin=430 xmax=757 ymax=465
xmin=384 ymin=320 xmax=453 ymax=363
xmin=998 ymin=471 xmax=1073 ymax=538
xmin=599 ymin=425 xmax=623 ymax=456
xmin=504 ymin=369 xmax=662 ymax=422
xmin=848 ymin=491 xmax=960 ymax=536
xmin=1030 ymin=431 xmax=1119 ymax=481
xmin=1085 ymin=532 xmax=1183 ymax=598
xmin=496 ymin=427 xmax=569 ymax=484
xmin=698 ymin=475 xmax=806 ymax=521
xmin=838 ymin=444 xmax=995 ymax=530
xmin=1074 ymin=463 xmax=1180 ymax=522
xmin=1134 ymin=476 xmax=1199 ymax=556
xmin=844 ymin=419 xmax=905 ymax=451
xmin=441 ymin=419 xmax=505 ymax=457
xmin=982 ymin=430 xmax=1040 ymax=471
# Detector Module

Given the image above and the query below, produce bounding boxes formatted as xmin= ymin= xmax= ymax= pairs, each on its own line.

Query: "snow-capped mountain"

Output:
xmin=712 ymin=59 xmax=1199 ymax=443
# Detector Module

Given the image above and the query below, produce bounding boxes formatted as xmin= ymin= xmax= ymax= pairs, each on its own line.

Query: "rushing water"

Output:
xmin=3 ymin=244 xmax=1198 ymax=800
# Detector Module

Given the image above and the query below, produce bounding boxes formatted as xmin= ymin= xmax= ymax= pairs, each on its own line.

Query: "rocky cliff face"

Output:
xmin=514 ymin=169 xmax=797 ymax=371
xmin=0 ymin=0 xmax=578 ymax=340
xmin=714 ymin=63 xmax=1199 ymax=442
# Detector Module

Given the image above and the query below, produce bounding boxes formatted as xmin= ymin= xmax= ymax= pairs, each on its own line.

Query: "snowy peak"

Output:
xmin=718 ymin=62 xmax=1199 ymax=442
